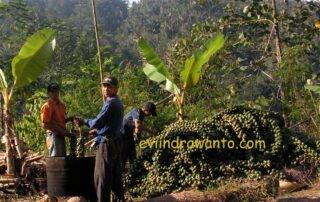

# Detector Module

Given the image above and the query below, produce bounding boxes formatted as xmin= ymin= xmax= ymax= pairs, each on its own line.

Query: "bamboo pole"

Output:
xmin=90 ymin=0 xmax=105 ymax=101
xmin=89 ymin=0 xmax=111 ymax=200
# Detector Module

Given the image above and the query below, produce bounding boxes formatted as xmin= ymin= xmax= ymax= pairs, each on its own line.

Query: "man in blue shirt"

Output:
xmin=76 ymin=76 xmax=124 ymax=202
xmin=122 ymin=101 xmax=157 ymax=167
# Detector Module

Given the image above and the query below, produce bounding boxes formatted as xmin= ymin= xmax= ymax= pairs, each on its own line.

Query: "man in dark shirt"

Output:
xmin=76 ymin=76 xmax=124 ymax=202
xmin=122 ymin=101 xmax=157 ymax=167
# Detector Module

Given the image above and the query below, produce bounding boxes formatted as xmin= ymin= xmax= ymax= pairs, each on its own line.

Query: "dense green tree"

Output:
xmin=1 ymin=0 xmax=320 ymax=153
xmin=97 ymin=0 xmax=128 ymax=34
xmin=114 ymin=0 xmax=227 ymax=66
xmin=167 ymin=0 xmax=320 ymax=134
xmin=0 ymin=0 xmax=41 ymax=69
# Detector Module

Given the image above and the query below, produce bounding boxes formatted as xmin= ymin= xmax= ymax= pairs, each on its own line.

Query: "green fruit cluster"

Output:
xmin=124 ymin=106 xmax=320 ymax=198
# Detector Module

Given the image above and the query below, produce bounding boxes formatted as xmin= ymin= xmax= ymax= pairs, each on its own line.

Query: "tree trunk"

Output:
xmin=272 ymin=0 xmax=282 ymax=65
xmin=0 ymin=96 xmax=4 ymax=137
xmin=177 ymin=93 xmax=185 ymax=121
xmin=284 ymin=0 xmax=289 ymax=14
xmin=178 ymin=106 xmax=184 ymax=121
xmin=13 ymin=130 xmax=23 ymax=159
xmin=3 ymin=107 xmax=15 ymax=176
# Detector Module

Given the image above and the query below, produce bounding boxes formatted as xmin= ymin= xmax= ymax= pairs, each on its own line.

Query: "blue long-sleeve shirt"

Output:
xmin=85 ymin=95 xmax=124 ymax=144
xmin=123 ymin=108 xmax=145 ymax=133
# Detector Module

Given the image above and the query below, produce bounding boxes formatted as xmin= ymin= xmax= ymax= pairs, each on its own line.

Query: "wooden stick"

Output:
xmin=264 ymin=24 xmax=275 ymax=53
xmin=155 ymin=94 xmax=174 ymax=106
xmin=25 ymin=155 xmax=43 ymax=163
xmin=85 ymin=138 xmax=96 ymax=147
xmin=21 ymin=155 xmax=44 ymax=176
xmin=0 ymin=178 xmax=18 ymax=183
xmin=90 ymin=0 xmax=105 ymax=102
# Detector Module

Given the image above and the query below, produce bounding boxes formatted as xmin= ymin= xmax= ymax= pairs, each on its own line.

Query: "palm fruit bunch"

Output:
xmin=124 ymin=106 xmax=320 ymax=198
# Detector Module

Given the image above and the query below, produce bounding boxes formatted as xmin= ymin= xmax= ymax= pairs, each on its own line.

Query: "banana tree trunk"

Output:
xmin=0 ymin=97 xmax=3 ymax=137
xmin=177 ymin=92 xmax=185 ymax=121
xmin=2 ymin=89 xmax=24 ymax=177
xmin=3 ymin=107 xmax=15 ymax=176
xmin=178 ymin=106 xmax=184 ymax=121
xmin=13 ymin=130 xmax=23 ymax=159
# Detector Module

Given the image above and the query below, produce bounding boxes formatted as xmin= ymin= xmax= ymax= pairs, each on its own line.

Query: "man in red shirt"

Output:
xmin=40 ymin=83 xmax=73 ymax=157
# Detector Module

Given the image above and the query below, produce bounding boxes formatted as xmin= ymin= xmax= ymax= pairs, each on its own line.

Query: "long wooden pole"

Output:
xmin=89 ymin=0 xmax=110 ymax=199
xmin=90 ymin=0 xmax=105 ymax=101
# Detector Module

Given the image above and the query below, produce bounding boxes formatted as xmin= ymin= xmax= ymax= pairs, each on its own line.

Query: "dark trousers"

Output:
xmin=121 ymin=129 xmax=136 ymax=169
xmin=94 ymin=138 xmax=124 ymax=202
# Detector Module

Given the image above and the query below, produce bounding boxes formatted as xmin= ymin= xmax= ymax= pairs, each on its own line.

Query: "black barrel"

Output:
xmin=46 ymin=156 xmax=96 ymax=200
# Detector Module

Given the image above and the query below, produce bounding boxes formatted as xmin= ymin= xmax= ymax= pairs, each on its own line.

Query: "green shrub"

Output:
xmin=125 ymin=106 xmax=320 ymax=198
xmin=16 ymin=91 xmax=47 ymax=154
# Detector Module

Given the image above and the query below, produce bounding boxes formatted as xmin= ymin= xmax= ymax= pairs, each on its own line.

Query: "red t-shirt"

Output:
xmin=40 ymin=98 xmax=66 ymax=130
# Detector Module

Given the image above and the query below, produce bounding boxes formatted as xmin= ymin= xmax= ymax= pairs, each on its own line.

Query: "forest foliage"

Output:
xmin=0 ymin=0 xmax=319 ymax=164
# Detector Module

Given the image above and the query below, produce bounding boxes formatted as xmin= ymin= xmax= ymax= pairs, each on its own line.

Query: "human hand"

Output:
xmin=88 ymin=129 xmax=98 ymax=136
xmin=133 ymin=133 xmax=138 ymax=141
xmin=134 ymin=127 xmax=140 ymax=135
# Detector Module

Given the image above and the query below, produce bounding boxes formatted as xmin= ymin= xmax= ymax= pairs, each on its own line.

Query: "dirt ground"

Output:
xmin=2 ymin=181 xmax=320 ymax=201
xmin=275 ymin=183 xmax=320 ymax=202
xmin=142 ymin=182 xmax=320 ymax=202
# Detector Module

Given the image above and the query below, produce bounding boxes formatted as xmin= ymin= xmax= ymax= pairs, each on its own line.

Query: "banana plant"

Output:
xmin=305 ymin=81 xmax=320 ymax=126
xmin=138 ymin=34 xmax=225 ymax=120
xmin=0 ymin=28 xmax=56 ymax=176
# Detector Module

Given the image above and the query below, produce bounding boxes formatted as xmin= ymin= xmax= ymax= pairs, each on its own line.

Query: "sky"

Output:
xmin=128 ymin=0 xmax=140 ymax=4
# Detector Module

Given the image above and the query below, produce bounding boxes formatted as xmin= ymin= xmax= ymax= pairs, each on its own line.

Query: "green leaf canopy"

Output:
xmin=139 ymin=38 xmax=180 ymax=95
xmin=305 ymin=84 xmax=320 ymax=95
xmin=0 ymin=69 xmax=8 ymax=91
xmin=143 ymin=64 xmax=180 ymax=95
xmin=138 ymin=38 xmax=172 ymax=80
xmin=181 ymin=34 xmax=225 ymax=89
xmin=12 ymin=27 xmax=56 ymax=89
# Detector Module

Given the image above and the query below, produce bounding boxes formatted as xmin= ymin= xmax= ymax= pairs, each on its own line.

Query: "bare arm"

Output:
xmin=134 ymin=120 xmax=143 ymax=135
xmin=134 ymin=120 xmax=155 ymax=135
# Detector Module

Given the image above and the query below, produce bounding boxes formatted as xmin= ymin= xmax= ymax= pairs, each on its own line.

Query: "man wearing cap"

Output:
xmin=40 ymin=82 xmax=73 ymax=157
xmin=75 ymin=76 xmax=124 ymax=202
xmin=122 ymin=101 xmax=157 ymax=167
